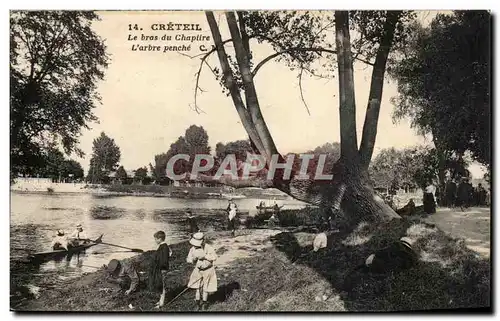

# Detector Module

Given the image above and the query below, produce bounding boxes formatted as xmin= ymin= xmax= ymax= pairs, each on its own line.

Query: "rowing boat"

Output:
xmin=27 ymin=234 xmax=104 ymax=263
xmin=256 ymin=204 xmax=283 ymax=214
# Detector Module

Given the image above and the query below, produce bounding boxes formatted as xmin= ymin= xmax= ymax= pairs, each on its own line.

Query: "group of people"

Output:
xmin=104 ymin=229 xmax=218 ymax=311
xmin=100 ymin=202 xmax=240 ymax=311
xmin=423 ymin=177 xmax=489 ymax=214
xmin=51 ymin=224 xmax=90 ymax=251
xmin=444 ymin=178 xmax=489 ymax=209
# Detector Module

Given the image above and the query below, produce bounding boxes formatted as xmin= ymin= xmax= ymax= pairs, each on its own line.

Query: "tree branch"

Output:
xmin=252 ymin=47 xmax=337 ymax=77
xmin=298 ymin=67 xmax=311 ymax=115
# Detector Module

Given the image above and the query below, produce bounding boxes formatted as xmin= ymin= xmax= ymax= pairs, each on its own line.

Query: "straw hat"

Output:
xmin=400 ymin=237 xmax=414 ymax=249
xmin=106 ymin=259 xmax=121 ymax=274
xmin=76 ymin=224 xmax=82 ymax=229
xmin=190 ymin=232 xmax=204 ymax=247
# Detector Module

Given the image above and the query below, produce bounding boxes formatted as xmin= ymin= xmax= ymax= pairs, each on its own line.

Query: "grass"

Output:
xmin=13 ymin=212 xmax=490 ymax=312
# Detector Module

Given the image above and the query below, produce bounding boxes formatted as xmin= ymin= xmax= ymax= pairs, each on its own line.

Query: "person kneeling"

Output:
xmin=106 ymin=259 xmax=140 ymax=296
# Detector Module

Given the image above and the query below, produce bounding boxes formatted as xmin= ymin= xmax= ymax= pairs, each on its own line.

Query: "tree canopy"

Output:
xmin=10 ymin=11 xmax=109 ymax=176
xmin=31 ymin=148 xmax=84 ymax=181
xmin=389 ymin=11 xmax=491 ymax=166
xmin=87 ymin=132 xmax=121 ymax=183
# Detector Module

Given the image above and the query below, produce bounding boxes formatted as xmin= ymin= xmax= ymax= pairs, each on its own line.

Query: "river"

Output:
xmin=10 ymin=192 xmax=306 ymax=279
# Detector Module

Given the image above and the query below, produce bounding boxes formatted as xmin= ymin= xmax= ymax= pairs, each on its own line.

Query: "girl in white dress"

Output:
xmin=186 ymin=232 xmax=218 ymax=310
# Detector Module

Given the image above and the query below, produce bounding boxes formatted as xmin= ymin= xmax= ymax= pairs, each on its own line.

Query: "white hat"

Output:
xmin=57 ymin=229 xmax=65 ymax=236
xmin=400 ymin=237 xmax=414 ymax=248
xmin=365 ymin=254 xmax=375 ymax=266
xmin=190 ymin=232 xmax=204 ymax=247
xmin=76 ymin=224 xmax=82 ymax=228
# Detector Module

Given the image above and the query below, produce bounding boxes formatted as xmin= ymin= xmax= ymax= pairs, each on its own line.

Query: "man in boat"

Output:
xmin=106 ymin=259 xmax=140 ymax=295
xmin=69 ymin=224 xmax=91 ymax=246
xmin=51 ymin=230 xmax=69 ymax=251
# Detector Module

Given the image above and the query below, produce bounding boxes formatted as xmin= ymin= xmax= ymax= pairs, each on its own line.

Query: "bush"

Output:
xmin=277 ymin=207 xmax=324 ymax=227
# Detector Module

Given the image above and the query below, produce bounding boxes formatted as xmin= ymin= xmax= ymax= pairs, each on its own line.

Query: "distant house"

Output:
xmin=109 ymin=169 xmax=150 ymax=185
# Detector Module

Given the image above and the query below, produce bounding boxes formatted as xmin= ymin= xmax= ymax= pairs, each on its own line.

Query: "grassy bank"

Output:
xmin=13 ymin=214 xmax=490 ymax=312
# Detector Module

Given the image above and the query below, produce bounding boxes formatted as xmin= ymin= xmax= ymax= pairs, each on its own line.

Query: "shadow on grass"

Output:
xmin=269 ymin=218 xmax=491 ymax=311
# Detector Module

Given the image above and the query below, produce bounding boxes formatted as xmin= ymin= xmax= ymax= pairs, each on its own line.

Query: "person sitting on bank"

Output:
xmin=105 ymin=259 xmax=140 ymax=295
xmin=69 ymin=224 xmax=90 ymax=245
xmin=355 ymin=237 xmax=418 ymax=273
xmin=396 ymin=199 xmax=416 ymax=216
xmin=51 ymin=230 xmax=69 ymax=251
xmin=268 ymin=213 xmax=280 ymax=228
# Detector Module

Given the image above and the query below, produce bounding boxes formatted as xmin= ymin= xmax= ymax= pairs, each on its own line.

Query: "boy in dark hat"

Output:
xmin=106 ymin=259 xmax=140 ymax=295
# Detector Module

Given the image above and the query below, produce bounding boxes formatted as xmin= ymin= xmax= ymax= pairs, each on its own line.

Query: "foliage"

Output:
xmin=87 ymin=132 xmax=121 ymax=183
xmin=10 ymin=11 xmax=109 ymax=176
xmin=369 ymin=148 xmax=417 ymax=190
xmin=150 ymin=155 xmax=171 ymax=185
xmin=61 ymin=159 xmax=84 ymax=180
xmin=18 ymin=147 xmax=85 ymax=181
xmin=164 ymin=125 xmax=212 ymax=176
xmin=184 ymin=125 xmax=211 ymax=155
xmin=115 ymin=166 xmax=128 ymax=183
xmin=389 ymin=11 xmax=491 ymax=166
xmin=369 ymin=146 xmax=470 ymax=190
xmin=349 ymin=11 xmax=417 ymax=62
xmin=215 ymin=140 xmax=253 ymax=161
xmin=133 ymin=167 xmax=150 ymax=184
xmin=410 ymin=147 xmax=469 ymax=189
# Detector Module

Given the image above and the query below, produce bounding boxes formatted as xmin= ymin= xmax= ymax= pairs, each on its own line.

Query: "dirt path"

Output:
xmin=210 ymin=229 xmax=282 ymax=267
xmin=424 ymin=207 xmax=490 ymax=258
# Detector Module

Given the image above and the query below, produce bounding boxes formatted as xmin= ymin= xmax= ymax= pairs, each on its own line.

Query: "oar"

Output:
xmin=92 ymin=250 xmax=139 ymax=255
xmin=80 ymin=264 xmax=103 ymax=269
xmin=98 ymin=242 xmax=144 ymax=253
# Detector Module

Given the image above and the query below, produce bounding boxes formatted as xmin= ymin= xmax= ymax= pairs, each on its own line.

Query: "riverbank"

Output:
xmin=10 ymin=181 xmax=292 ymax=201
xmin=13 ymin=215 xmax=490 ymax=312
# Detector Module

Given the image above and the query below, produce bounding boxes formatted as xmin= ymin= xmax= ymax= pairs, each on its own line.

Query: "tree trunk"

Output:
xmin=434 ymin=139 xmax=448 ymax=206
xmin=335 ymin=11 xmax=358 ymax=158
xmin=359 ymin=11 xmax=402 ymax=170
xmin=225 ymin=12 xmax=279 ymax=158
xmin=205 ymin=10 xmax=401 ymax=230
xmin=205 ymin=12 xmax=266 ymax=157
xmin=286 ymin=158 xmax=400 ymax=227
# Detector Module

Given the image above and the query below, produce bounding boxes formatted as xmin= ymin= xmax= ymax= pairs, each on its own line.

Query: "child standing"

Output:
xmin=186 ymin=232 xmax=218 ymax=311
xmin=152 ymin=231 xmax=172 ymax=308
xmin=227 ymin=199 xmax=237 ymax=237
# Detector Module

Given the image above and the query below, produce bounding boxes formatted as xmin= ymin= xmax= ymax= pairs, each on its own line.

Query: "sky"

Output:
xmin=74 ymin=10 xmax=486 ymax=178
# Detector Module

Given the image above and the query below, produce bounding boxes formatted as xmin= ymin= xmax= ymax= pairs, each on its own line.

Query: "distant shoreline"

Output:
xmin=10 ymin=182 xmax=290 ymax=200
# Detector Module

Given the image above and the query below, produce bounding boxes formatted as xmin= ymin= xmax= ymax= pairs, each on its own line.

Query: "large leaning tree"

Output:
xmin=10 ymin=11 xmax=109 ymax=176
xmin=189 ymin=11 xmax=415 ymax=227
